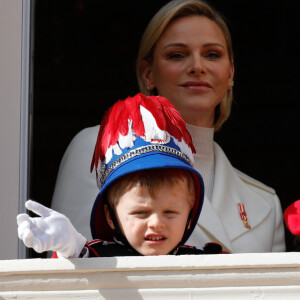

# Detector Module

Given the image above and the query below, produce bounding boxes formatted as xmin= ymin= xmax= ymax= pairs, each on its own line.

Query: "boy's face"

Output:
xmin=108 ymin=178 xmax=192 ymax=255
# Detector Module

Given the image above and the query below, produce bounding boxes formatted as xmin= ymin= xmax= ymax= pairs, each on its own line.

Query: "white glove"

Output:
xmin=17 ymin=200 xmax=86 ymax=258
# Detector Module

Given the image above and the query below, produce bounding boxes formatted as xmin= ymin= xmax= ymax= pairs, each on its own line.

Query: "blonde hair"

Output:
xmin=107 ymin=168 xmax=195 ymax=209
xmin=136 ymin=0 xmax=234 ymax=131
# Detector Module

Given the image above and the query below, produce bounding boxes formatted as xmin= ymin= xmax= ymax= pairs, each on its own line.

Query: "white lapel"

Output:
xmin=197 ymin=194 xmax=233 ymax=252
xmin=211 ymin=143 xmax=271 ymax=242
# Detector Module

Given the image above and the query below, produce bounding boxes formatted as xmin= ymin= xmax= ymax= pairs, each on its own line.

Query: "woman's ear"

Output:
xmin=140 ymin=59 xmax=155 ymax=90
xmin=229 ymin=63 xmax=235 ymax=82
xmin=104 ymin=204 xmax=115 ymax=230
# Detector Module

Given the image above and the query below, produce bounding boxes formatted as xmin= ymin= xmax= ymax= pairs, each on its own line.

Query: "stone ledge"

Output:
xmin=1 ymin=252 xmax=300 ymax=299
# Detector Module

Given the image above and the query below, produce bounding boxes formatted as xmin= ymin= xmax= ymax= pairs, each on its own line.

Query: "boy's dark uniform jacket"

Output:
xmin=86 ymin=239 xmax=227 ymax=257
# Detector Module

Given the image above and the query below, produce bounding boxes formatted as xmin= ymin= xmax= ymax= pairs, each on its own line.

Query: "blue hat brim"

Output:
xmin=90 ymin=151 xmax=204 ymax=244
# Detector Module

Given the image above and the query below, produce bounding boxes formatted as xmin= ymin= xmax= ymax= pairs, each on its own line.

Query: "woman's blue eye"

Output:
xmin=206 ymin=51 xmax=221 ymax=59
xmin=168 ymin=52 xmax=185 ymax=59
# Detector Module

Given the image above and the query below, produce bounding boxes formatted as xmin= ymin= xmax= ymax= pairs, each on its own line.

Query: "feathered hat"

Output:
xmin=90 ymin=93 xmax=204 ymax=248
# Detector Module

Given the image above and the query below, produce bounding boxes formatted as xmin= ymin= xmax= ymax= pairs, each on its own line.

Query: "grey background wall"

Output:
xmin=30 ymin=0 xmax=300 ymax=253
xmin=0 ymin=0 xmax=23 ymax=260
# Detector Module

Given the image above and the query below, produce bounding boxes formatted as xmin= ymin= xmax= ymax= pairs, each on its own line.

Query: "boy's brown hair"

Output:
xmin=107 ymin=168 xmax=196 ymax=209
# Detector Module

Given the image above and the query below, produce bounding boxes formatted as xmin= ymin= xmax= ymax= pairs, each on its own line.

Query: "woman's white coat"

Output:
xmin=51 ymin=126 xmax=285 ymax=253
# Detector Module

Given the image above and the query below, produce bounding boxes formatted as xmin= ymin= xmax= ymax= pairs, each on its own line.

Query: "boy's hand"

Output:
xmin=17 ymin=200 xmax=86 ymax=258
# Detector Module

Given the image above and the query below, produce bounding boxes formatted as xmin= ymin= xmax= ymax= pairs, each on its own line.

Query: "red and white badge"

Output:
xmin=238 ymin=203 xmax=251 ymax=229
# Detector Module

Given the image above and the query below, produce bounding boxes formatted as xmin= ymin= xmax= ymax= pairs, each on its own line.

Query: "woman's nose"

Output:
xmin=187 ymin=56 xmax=206 ymax=76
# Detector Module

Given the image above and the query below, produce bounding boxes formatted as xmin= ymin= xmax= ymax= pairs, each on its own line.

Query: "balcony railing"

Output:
xmin=1 ymin=252 xmax=300 ymax=299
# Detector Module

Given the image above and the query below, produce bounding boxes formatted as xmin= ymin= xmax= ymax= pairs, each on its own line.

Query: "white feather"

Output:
xmin=140 ymin=106 xmax=167 ymax=142
xmin=104 ymin=119 xmax=136 ymax=164
xmin=173 ymin=138 xmax=194 ymax=164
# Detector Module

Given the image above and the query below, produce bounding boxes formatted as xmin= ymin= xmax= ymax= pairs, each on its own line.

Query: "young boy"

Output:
xmin=88 ymin=167 xmax=206 ymax=257
xmin=17 ymin=93 xmax=224 ymax=257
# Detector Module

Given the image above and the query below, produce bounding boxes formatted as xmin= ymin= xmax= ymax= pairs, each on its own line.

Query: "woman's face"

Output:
xmin=143 ymin=16 xmax=234 ymax=127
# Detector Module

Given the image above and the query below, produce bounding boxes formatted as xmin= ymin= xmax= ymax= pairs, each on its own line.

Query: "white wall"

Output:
xmin=0 ymin=0 xmax=23 ymax=259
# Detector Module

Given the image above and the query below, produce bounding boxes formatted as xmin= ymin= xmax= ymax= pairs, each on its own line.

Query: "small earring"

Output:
xmin=146 ymin=85 xmax=150 ymax=91
xmin=228 ymin=80 xmax=234 ymax=89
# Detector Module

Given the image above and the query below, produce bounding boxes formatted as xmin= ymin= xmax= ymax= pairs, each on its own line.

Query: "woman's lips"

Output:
xmin=180 ymin=81 xmax=211 ymax=90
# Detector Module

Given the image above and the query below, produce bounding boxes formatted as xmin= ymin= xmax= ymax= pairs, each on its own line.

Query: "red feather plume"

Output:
xmin=91 ymin=93 xmax=195 ymax=172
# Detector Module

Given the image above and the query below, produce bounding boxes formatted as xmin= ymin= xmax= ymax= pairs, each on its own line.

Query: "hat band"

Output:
xmin=98 ymin=144 xmax=193 ymax=187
